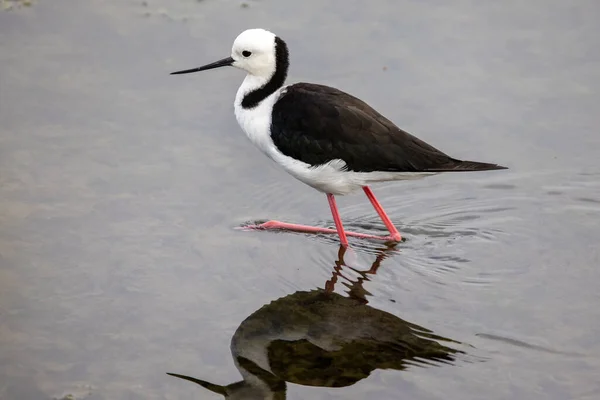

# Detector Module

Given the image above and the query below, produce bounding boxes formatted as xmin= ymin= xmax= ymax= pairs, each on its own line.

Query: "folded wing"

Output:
xmin=270 ymin=83 xmax=506 ymax=172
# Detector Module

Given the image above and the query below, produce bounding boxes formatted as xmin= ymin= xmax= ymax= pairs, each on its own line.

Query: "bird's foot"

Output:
xmin=238 ymin=220 xmax=401 ymax=242
xmin=388 ymin=232 xmax=402 ymax=242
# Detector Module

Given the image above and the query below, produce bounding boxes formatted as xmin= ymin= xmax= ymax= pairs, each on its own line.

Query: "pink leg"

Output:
xmin=326 ymin=193 xmax=349 ymax=247
xmin=362 ymin=186 xmax=402 ymax=242
xmin=239 ymin=191 xmax=402 ymax=243
xmin=238 ymin=220 xmax=397 ymax=241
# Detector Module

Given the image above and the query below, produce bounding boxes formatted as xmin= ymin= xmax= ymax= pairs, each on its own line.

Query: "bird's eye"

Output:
xmin=242 ymin=50 xmax=252 ymax=57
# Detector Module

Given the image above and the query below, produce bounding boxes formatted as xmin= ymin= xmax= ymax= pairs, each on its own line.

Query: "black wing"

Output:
xmin=270 ymin=83 xmax=506 ymax=172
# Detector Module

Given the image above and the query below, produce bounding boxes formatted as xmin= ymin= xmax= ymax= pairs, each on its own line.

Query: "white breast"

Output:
xmin=233 ymin=77 xmax=282 ymax=158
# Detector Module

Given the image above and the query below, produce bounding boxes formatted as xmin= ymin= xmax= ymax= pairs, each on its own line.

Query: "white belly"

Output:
xmin=270 ymin=154 xmax=435 ymax=195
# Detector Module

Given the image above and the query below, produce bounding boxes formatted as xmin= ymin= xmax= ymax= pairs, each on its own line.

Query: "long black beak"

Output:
xmin=170 ymin=56 xmax=234 ymax=75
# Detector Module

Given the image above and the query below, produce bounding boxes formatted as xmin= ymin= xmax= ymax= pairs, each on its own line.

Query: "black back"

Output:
xmin=271 ymin=83 xmax=506 ymax=172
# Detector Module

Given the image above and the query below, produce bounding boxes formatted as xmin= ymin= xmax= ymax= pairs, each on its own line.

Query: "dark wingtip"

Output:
xmin=476 ymin=162 xmax=509 ymax=171
xmin=467 ymin=162 xmax=509 ymax=171
xmin=426 ymin=160 xmax=509 ymax=172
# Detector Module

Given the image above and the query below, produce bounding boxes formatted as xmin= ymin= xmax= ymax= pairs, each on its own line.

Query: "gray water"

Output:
xmin=1 ymin=1 xmax=600 ymax=399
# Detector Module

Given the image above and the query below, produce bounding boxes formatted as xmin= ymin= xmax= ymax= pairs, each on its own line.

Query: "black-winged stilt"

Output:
xmin=171 ymin=28 xmax=507 ymax=247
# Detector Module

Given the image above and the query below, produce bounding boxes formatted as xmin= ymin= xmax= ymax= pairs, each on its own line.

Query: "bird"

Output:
xmin=171 ymin=28 xmax=507 ymax=247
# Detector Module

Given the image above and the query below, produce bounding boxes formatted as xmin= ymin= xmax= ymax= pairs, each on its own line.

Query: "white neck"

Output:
xmin=233 ymin=73 xmax=286 ymax=159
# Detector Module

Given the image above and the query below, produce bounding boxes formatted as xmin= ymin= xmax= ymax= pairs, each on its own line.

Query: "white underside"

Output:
xmin=269 ymin=155 xmax=436 ymax=195
xmin=234 ymin=76 xmax=436 ymax=195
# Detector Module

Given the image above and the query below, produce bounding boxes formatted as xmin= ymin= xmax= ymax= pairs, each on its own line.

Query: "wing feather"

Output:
xmin=271 ymin=83 xmax=458 ymax=172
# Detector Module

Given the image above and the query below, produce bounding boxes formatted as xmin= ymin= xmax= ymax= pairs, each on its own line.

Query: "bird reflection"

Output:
xmin=168 ymin=245 xmax=464 ymax=399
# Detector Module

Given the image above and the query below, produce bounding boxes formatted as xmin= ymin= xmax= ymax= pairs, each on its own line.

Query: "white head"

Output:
xmin=170 ymin=28 xmax=288 ymax=79
xmin=230 ymin=29 xmax=278 ymax=77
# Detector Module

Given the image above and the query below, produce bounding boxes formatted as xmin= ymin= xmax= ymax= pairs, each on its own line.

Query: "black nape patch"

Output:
xmin=241 ymin=36 xmax=289 ymax=109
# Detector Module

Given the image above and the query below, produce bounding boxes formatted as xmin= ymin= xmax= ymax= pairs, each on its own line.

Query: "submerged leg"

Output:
xmin=362 ymin=186 xmax=402 ymax=242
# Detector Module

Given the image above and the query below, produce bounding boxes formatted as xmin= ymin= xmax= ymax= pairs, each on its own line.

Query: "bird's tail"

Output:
xmin=427 ymin=159 xmax=508 ymax=172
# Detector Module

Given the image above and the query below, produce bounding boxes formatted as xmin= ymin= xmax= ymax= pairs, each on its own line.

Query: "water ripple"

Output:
xmin=237 ymin=168 xmax=600 ymax=294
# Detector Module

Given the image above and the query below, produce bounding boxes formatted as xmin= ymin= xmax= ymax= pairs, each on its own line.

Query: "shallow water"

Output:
xmin=1 ymin=1 xmax=600 ymax=399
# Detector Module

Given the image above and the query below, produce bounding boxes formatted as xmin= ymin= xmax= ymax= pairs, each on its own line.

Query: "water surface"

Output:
xmin=1 ymin=1 xmax=600 ymax=399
